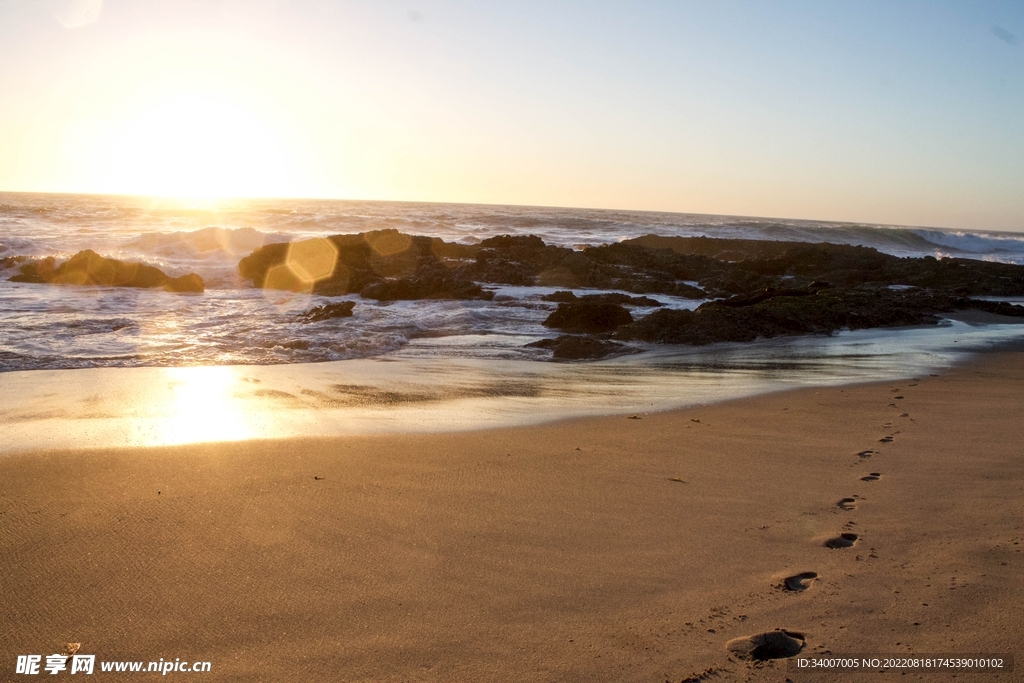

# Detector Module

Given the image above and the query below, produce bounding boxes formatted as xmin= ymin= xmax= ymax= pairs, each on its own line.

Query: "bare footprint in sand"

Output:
xmin=860 ymin=472 xmax=881 ymax=482
xmin=878 ymin=436 xmax=894 ymax=443
xmin=837 ymin=497 xmax=857 ymax=510
xmin=858 ymin=450 xmax=877 ymax=458
xmin=782 ymin=572 xmax=818 ymax=592
xmin=824 ymin=533 xmax=859 ymax=549
xmin=726 ymin=629 xmax=805 ymax=660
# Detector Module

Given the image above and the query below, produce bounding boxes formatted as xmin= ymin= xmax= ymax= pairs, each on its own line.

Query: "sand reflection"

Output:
xmin=155 ymin=366 xmax=253 ymax=446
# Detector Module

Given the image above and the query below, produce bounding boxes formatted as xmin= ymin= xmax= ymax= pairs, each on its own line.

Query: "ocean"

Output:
xmin=2 ymin=191 xmax=1024 ymax=453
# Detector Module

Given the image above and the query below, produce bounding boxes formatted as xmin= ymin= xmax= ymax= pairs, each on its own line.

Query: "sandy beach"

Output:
xmin=2 ymin=350 xmax=1022 ymax=682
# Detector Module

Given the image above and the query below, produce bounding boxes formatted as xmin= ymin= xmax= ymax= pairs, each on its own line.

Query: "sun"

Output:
xmin=103 ymin=95 xmax=295 ymax=199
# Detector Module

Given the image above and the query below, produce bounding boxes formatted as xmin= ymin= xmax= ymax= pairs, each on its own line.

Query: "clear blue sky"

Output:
xmin=0 ymin=0 xmax=1021 ymax=230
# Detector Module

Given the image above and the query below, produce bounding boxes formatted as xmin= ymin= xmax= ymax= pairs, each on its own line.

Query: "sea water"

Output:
xmin=2 ymin=192 xmax=1023 ymax=452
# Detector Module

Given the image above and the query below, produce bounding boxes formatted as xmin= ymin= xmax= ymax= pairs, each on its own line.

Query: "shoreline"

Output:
xmin=2 ymin=351 xmax=1022 ymax=681
xmin=4 ymin=320 xmax=1024 ymax=457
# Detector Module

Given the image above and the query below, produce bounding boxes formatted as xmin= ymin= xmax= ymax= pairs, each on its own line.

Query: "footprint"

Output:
xmin=824 ymin=533 xmax=859 ymax=549
xmin=878 ymin=436 xmax=894 ymax=443
xmin=893 ymin=395 xmax=905 ymax=399
xmin=858 ymin=450 xmax=877 ymax=458
xmin=782 ymin=572 xmax=818 ymax=592
xmin=837 ymin=497 xmax=857 ymax=510
xmin=726 ymin=629 xmax=805 ymax=660
xmin=860 ymin=472 xmax=881 ymax=482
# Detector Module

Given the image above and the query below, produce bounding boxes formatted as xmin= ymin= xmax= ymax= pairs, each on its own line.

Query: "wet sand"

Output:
xmin=1 ymin=351 xmax=1022 ymax=681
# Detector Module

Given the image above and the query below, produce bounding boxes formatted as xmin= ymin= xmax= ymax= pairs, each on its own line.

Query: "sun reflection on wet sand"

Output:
xmin=3 ymin=320 xmax=1022 ymax=455
xmin=154 ymin=366 xmax=253 ymax=446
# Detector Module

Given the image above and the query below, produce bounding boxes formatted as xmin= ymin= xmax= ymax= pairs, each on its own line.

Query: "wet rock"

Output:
xmin=469 ymin=234 xmax=574 ymax=286
xmin=165 ymin=273 xmax=204 ymax=293
xmin=359 ymin=275 xmax=491 ymax=301
xmin=239 ymin=229 xmax=486 ymax=300
xmin=618 ymin=287 xmax=1023 ymax=345
xmin=580 ymin=242 xmax=715 ymax=296
xmin=541 ymin=290 xmax=662 ymax=307
xmin=0 ymin=255 xmax=28 ymax=272
xmin=9 ymin=250 xmax=204 ymax=292
xmin=239 ymin=229 xmax=1024 ymax=317
xmin=300 ymin=301 xmax=356 ymax=322
xmin=955 ymin=297 xmax=1024 ymax=317
xmin=543 ymin=302 xmax=634 ymax=333
xmin=622 ymin=235 xmax=1024 ymax=297
xmin=526 ymin=335 xmax=632 ymax=360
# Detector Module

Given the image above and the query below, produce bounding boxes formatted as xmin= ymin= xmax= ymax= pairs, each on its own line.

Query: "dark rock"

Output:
xmin=618 ymin=288 xmax=1022 ymax=346
xmin=8 ymin=256 xmax=57 ymax=283
xmin=622 ymin=234 xmax=1024 ymax=297
xmin=300 ymin=301 xmax=356 ymax=322
xmin=359 ymin=275 xmax=491 ymax=301
xmin=716 ymin=282 xmax=831 ymax=307
xmin=469 ymin=234 xmax=574 ymax=286
xmin=672 ymin=282 xmax=708 ymax=298
xmin=543 ymin=302 xmax=634 ymax=333
xmin=166 ymin=273 xmax=205 ymax=293
xmin=0 ymin=255 xmax=28 ymax=271
xmin=239 ymin=229 xmax=486 ymax=300
xmin=9 ymin=250 xmax=204 ymax=292
xmin=238 ymin=229 xmax=1024 ymax=318
xmin=541 ymin=290 xmax=663 ymax=307
xmin=954 ymin=298 xmax=1024 ymax=317
xmin=526 ymin=335 xmax=632 ymax=360
xmin=478 ymin=234 xmax=547 ymax=250
xmin=580 ymin=242 xmax=715 ymax=295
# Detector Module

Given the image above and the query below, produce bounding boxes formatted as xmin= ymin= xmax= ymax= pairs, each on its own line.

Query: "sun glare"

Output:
xmin=104 ymin=96 xmax=294 ymax=200
xmin=157 ymin=366 xmax=253 ymax=446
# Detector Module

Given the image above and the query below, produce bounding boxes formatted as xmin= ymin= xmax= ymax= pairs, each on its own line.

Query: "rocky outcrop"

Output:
xmin=543 ymin=302 xmax=633 ymax=334
xmin=239 ymin=230 xmax=714 ymax=300
xmin=621 ymin=235 xmax=1024 ymax=297
xmin=540 ymin=290 xmax=662 ymax=307
xmin=358 ymin=273 xmax=490 ymax=301
xmin=617 ymin=287 xmax=1024 ymax=346
xmin=238 ymin=230 xmax=488 ymax=300
xmin=9 ymin=250 xmax=204 ymax=292
xmin=300 ymin=301 xmax=356 ymax=322
xmin=526 ymin=335 xmax=632 ymax=360
xmin=239 ymin=230 xmax=1024 ymax=353
xmin=238 ymin=229 xmax=1024 ymax=303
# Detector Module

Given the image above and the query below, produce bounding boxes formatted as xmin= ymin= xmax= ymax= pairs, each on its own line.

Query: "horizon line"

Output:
xmin=0 ymin=188 xmax=1005 ymax=236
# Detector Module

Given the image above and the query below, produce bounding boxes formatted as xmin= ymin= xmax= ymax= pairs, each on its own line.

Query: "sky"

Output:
xmin=0 ymin=0 xmax=1021 ymax=230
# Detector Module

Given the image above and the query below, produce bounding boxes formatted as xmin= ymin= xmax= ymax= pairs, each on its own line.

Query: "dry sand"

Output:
xmin=2 ymin=351 xmax=1022 ymax=682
